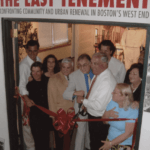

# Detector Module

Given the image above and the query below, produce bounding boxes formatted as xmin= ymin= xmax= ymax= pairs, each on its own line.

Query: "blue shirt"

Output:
xmin=106 ymin=100 xmax=139 ymax=145
xmin=72 ymin=70 xmax=94 ymax=100
xmin=84 ymin=70 xmax=94 ymax=93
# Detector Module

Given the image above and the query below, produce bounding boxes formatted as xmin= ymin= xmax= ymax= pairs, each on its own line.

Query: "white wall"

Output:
xmin=139 ymin=112 xmax=150 ymax=149
xmin=0 ymin=19 xmax=10 ymax=150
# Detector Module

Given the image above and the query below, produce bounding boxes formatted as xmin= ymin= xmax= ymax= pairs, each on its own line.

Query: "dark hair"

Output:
xmin=30 ymin=61 xmax=43 ymax=71
xmin=98 ymin=40 xmax=116 ymax=56
xmin=77 ymin=53 xmax=91 ymax=62
xmin=142 ymin=47 xmax=145 ymax=51
xmin=43 ymin=54 xmax=60 ymax=73
xmin=129 ymin=63 xmax=143 ymax=78
xmin=26 ymin=40 xmax=40 ymax=50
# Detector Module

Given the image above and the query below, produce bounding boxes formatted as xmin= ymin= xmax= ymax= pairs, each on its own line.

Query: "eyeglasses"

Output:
xmin=77 ymin=63 xmax=90 ymax=68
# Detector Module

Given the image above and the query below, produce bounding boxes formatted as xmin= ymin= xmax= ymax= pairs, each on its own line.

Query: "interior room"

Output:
xmin=17 ymin=22 xmax=147 ymax=70
xmin=14 ymin=21 xmax=147 ymax=150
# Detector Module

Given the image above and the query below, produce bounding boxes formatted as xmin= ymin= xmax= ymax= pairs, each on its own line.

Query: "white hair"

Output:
xmin=61 ymin=57 xmax=74 ymax=67
xmin=92 ymin=52 xmax=108 ymax=63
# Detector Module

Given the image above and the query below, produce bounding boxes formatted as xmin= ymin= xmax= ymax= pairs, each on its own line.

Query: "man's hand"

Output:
xmin=82 ymin=105 xmax=87 ymax=112
xmin=131 ymin=101 xmax=139 ymax=109
xmin=73 ymin=90 xmax=85 ymax=97
xmin=77 ymin=96 xmax=84 ymax=104
xmin=68 ymin=108 xmax=75 ymax=114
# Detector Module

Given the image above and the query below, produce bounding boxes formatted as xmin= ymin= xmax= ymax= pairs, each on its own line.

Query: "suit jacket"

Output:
xmin=48 ymin=71 xmax=74 ymax=115
xmin=63 ymin=69 xmax=87 ymax=113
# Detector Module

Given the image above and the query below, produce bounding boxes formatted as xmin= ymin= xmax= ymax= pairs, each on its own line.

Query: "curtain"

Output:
xmin=52 ymin=23 xmax=68 ymax=45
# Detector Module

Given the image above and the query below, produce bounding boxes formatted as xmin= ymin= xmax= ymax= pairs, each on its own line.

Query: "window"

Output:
xmin=38 ymin=22 xmax=68 ymax=48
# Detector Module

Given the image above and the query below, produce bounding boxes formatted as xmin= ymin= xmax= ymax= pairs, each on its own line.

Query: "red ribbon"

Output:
xmin=15 ymin=87 xmax=30 ymax=126
xmin=53 ymin=108 xmax=78 ymax=135
xmin=15 ymin=88 xmax=77 ymax=134
xmin=34 ymin=105 xmax=78 ymax=134
xmin=15 ymin=87 xmax=137 ymax=150
xmin=33 ymin=106 xmax=138 ymax=150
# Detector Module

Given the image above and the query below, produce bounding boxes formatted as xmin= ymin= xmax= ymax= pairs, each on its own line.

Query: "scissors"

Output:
xmin=78 ymin=103 xmax=88 ymax=116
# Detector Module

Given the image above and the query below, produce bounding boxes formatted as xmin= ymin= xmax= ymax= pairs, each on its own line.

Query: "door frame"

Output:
xmin=2 ymin=18 xmax=150 ymax=150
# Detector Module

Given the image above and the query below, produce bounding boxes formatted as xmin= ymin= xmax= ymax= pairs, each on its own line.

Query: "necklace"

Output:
xmin=131 ymin=83 xmax=140 ymax=93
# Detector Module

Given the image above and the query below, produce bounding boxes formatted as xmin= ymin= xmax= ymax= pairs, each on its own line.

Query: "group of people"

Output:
xmin=19 ymin=39 xmax=144 ymax=150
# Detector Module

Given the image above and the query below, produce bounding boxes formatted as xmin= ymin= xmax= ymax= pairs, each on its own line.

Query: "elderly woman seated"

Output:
xmin=99 ymin=83 xmax=138 ymax=150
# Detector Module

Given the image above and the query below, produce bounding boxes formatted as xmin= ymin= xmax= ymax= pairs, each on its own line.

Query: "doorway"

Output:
xmin=2 ymin=18 xmax=150 ymax=150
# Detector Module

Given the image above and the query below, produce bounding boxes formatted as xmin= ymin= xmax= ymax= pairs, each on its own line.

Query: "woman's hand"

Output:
xmin=131 ymin=101 xmax=139 ymax=109
xmin=24 ymin=95 xmax=35 ymax=107
xmin=105 ymin=107 xmax=119 ymax=118
xmin=28 ymin=76 xmax=33 ymax=82
xmin=26 ymin=99 xmax=35 ymax=107
xmin=99 ymin=141 xmax=112 ymax=150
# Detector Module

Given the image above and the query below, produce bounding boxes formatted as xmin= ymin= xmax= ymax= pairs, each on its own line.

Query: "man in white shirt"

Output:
xmin=19 ymin=40 xmax=41 ymax=150
xmin=98 ymin=40 xmax=126 ymax=83
xmin=77 ymin=53 xmax=117 ymax=150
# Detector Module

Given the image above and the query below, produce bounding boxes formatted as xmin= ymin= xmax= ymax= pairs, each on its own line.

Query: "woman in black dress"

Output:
xmin=43 ymin=54 xmax=60 ymax=81
xmin=128 ymin=63 xmax=143 ymax=102
xmin=124 ymin=49 xmax=145 ymax=84
xmin=27 ymin=62 xmax=51 ymax=150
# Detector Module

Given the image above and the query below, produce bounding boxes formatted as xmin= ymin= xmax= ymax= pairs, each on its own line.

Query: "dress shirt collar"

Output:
xmin=108 ymin=57 xmax=114 ymax=65
xmin=96 ymin=68 xmax=108 ymax=78
xmin=27 ymin=55 xmax=40 ymax=66
xmin=60 ymin=71 xmax=69 ymax=81
xmin=84 ymin=69 xmax=94 ymax=79
xmin=64 ymin=75 xmax=69 ymax=81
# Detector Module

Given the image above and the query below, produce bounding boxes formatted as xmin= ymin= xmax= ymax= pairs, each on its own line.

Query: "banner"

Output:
xmin=0 ymin=0 xmax=150 ymax=24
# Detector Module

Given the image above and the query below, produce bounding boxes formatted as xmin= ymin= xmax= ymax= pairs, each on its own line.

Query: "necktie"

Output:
xmin=86 ymin=75 xmax=97 ymax=99
xmin=67 ymin=76 xmax=69 ymax=81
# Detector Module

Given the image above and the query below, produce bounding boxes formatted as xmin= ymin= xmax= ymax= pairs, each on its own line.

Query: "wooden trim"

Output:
xmin=38 ymin=41 xmax=71 ymax=53
xmin=2 ymin=19 xmax=19 ymax=150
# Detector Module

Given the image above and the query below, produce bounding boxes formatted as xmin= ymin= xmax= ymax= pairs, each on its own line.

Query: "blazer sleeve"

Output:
xmin=47 ymin=77 xmax=58 ymax=115
xmin=63 ymin=73 xmax=76 ymax=100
